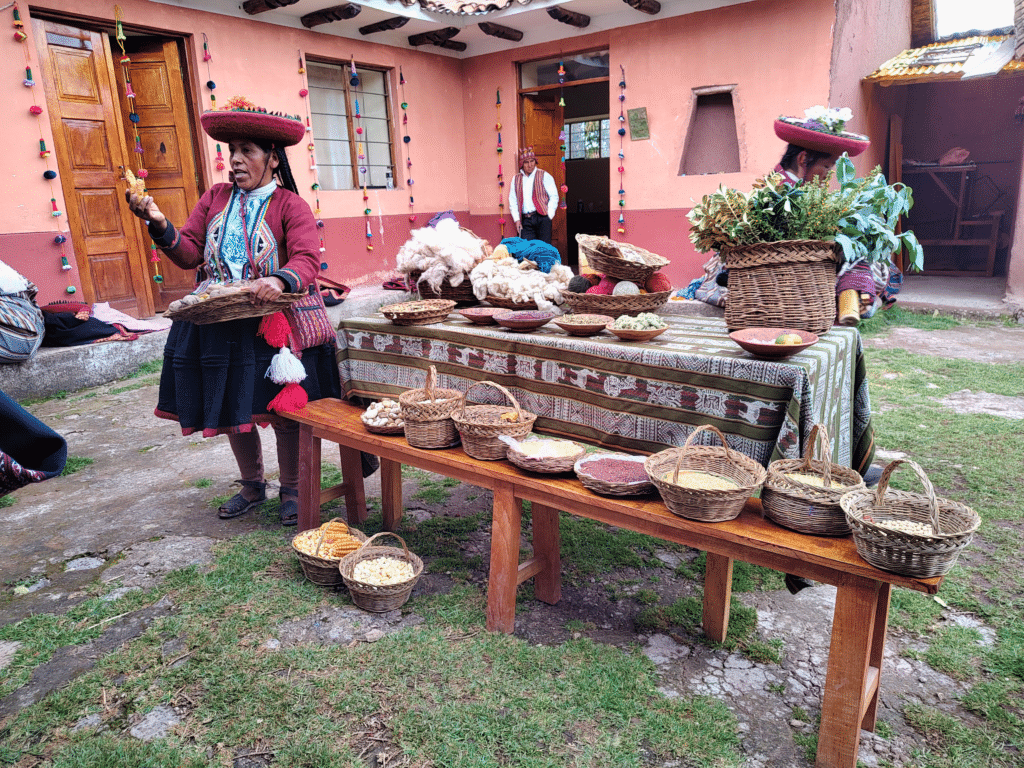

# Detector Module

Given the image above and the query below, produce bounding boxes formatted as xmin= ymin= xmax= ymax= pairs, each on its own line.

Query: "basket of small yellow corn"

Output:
xmin=292 ymin=518 xmax=368 ymax=587
xmin=839 ymin=459 xmax=980 ymax=578
xmin=339 ymin=532 xmax=424 ymax=612
xmin=644 ymin=424 xmax=766 ymax=522
xmin=761 ymin=424 xmax=866 ymax=536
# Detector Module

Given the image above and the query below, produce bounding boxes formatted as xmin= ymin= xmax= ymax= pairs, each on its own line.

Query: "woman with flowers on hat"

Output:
xmin=124 ymin=98 xmax=341 ymax=526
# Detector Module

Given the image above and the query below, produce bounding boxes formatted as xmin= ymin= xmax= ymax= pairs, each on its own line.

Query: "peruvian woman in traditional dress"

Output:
xmin=124 ymin=99 xmax=341 ymax=526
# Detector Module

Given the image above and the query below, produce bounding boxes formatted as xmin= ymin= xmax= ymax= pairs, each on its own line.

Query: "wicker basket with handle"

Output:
xmin=645 ymin=424 xmax=767 ymax=522
xmin=451 ymin=381 xmax=536 ymax=460
xmin=292 ymin=521 xmax=368 ymax=587
xmin=761 ymin=424 xmax=866 ymax=536
xmin=339 ymin=532 xmax=424 ymax=612
xmin=721 ymin=240 xmax=838 ymax=335
xmin=840 ymin=459 xmax=980 ymax=578
xmin=398 ymin=366 xmax=462 ymax=449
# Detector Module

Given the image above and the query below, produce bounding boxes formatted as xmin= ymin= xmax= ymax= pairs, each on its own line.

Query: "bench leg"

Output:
xmin=816 ymin=577 xmax=886 ymax=768
xmin=338 ymin=445 xmax=367 ymax=526
xmin=380 ymin=457 xmax=403 ymax=531
xmin=703 ymin=552 xmax=733 ymax=643
xmin=297 ymin=424 xmax=321 ymax=532
xmin=531 ymin=503 xmax=561 ymax=605
xmin=486 ymin=480 xmax=520 ymax=634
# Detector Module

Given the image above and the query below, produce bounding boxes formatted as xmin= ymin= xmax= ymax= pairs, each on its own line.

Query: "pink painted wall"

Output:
xmin=461 ymin=0 xmax=841 ymax=285
xmin=1 ymin=0 xmax=470 ymax=304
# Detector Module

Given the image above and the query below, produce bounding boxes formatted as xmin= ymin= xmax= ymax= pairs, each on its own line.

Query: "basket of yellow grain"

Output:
xmin=291 ymin=518 xmax=368 ymax=587
xmin=761 ymin=424 xmax=866 ymax=536
xmin=644 ymin=424 xmax=766 ymax=522
xmin=504 ymin=435 xmax=587 ymax=474
xmin=839 ymin=459 xmax=980 ymax=578
xmin=339 ymin=532 xmax=424 ymax=612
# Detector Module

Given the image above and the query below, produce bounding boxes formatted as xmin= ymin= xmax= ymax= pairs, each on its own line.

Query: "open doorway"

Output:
xmin=519 ymin=52 xmax=609 ymax=269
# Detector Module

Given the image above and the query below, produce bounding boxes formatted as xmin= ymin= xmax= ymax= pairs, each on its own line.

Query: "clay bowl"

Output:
xmin=495 ymin=310 xmax=555 ymax=332
xmin=551 ymin=313 xmax=615 ymax=337
xmin=459 ymin=307 xmax=507 ymax=325
xmin=729 ymin=327 xmax=819 ymax=359
xmin=605 ymin=323 xmax=668 ymax=342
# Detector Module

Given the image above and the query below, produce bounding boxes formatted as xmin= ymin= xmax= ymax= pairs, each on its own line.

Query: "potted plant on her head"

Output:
xmin=687 ymin=111 xmax=922 ymax=334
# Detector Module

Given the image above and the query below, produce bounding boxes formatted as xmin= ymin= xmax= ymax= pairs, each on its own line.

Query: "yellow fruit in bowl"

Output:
xmin=774 ymin=333 xmax=803 ymax=345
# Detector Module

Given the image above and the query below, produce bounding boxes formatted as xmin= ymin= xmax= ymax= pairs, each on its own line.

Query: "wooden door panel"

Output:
xmin=153 ymin=188 xmax=189 ymax=231
xmin=130 ymin=62 xmax=174 ymax=116
xmin=140 ymin=127 xmax=184 ymax=175
xmin=36 ymin=19 xmax=153 ymax=317
xmin=522 ymin=95 xmax=566 ymax=257
xmin=89 ymin=255 xmax=136 ymax=301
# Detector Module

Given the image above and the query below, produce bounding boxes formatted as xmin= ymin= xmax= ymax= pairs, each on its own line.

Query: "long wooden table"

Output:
xmin=285 ymin=398 xmax=942 ymax=768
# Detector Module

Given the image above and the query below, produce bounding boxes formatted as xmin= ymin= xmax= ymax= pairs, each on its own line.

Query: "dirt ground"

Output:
xmin=2 ymin=321 xmax=1022 ymax=767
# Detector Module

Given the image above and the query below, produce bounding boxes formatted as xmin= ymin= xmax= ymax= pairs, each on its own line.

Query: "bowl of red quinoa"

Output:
xmin=575 ymin=453 xmax=656 ymax=496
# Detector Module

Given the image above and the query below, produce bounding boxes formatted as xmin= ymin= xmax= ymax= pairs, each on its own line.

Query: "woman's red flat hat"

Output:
xmin=201 ymin=108 xmax=305 ymax=147
xmin=774 ymin=118 xmax=870 ymax=157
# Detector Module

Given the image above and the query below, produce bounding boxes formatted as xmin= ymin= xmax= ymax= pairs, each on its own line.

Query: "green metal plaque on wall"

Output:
xmin=627 ymin=107 xmax=649 ymax=140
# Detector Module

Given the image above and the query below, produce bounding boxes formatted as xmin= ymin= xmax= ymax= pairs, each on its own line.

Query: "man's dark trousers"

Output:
xmin=520 ymin=211 xmax=552 ymax=244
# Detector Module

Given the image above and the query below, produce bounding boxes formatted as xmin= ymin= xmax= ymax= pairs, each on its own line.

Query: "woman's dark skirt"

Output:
xmin=155 ymin=317 xmax=341 ymax=436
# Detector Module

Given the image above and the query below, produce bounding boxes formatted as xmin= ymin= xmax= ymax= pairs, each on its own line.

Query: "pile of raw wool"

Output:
xmin=470 ymin=255 xmax=572 ymax=312
xmin=395 ymin=218 xmax=491 ymax=293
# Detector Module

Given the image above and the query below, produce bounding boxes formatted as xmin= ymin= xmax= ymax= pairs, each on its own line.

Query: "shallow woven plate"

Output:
xmin=551 ymin=314 xmax=614 ymax=337
xmin=165 ymin=290 xmax=304 ymax=325
xmin=381 ymin=299 xmax=456 ymax=326
xmin=494 ymin=310 xmax=554 ymax=332
xmin=729 ymin=328 xmax=818 ymax=358
xmin=606 ymin=324 xmax=668 ymax=342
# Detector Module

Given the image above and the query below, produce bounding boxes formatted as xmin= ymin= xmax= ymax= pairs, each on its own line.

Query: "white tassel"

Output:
xmin=265 ymin=346 xmax=306 ymax=385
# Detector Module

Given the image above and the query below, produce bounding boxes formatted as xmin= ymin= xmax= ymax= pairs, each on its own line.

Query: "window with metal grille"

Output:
xmin=306 ymin=60 xmax=395 ymax=190
xmin=564 ymin=118 xmax=610 ymax=160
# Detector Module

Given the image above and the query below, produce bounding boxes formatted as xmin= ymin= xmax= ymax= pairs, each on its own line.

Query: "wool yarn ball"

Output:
xmin=645 ymin=271 xmax=672 ymax=293
xmin=586 ymin=274 xmax=619 ymax=295
xmin=567 ymin=275 xmax=593 ymax=294
xmin=612 ymin=280 xmax=641 ymax=296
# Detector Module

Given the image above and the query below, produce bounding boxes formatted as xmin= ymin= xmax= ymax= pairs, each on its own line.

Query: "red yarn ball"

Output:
xmin=586 ymin=275 xmax=618 ymax=295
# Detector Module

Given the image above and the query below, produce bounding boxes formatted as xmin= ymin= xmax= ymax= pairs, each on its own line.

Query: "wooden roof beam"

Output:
xmin=623 ymin=0 xmax=661 ymax=14
xmin=547 ymin=6 xmax=590 ymax=28
xmin=408 ymin=26 xmax=461 ymax=46
xmin=478 ymin=21 xmax=524 ymax=41
xmin=359 ymin=16 xmax=410 ymax=35
xmin=301 ymin=4 xmax=362 ymax=28
xmin=242 ymin=0 xmax=300 ymax=15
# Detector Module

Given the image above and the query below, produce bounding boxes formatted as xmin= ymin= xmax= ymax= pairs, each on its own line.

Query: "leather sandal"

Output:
xmin=218 ymin=479 xmax=267 ymax=519
xmin=279 ymin=487 xmax=299 ymax=527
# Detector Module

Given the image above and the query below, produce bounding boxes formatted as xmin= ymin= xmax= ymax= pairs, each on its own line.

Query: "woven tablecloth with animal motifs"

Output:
xmin=335 ymin=315 xmax=874 ymax=472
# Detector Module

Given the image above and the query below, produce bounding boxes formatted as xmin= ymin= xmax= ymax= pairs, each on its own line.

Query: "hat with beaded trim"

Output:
xmin=774 ymin=106 xmax=869 ymax=157
xmin=518 ymin=146 xmax=537 ymax=166
xmin=201 ymin=96 xmax=305 ymax=147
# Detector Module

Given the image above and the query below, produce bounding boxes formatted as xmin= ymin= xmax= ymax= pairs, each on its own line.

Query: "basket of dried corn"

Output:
xmin=398 ymin=366 xmax=462 ymax=449
xmin=761 ymin=424 xmax=865 ymax=536
xmin=839 ymin=459 xmax=980 ymax=578
xmin=645 ymin=424 xmax=766 ymax=522
xmin=292 ymin=519 xmax=368 ymax=587
xmin=339 ymin=532 xmax=424 ymax=612
xmin=505 ymin=436 xmax=587 ymax=474
xmin=451 ymin=381 xmax=537 ymax=460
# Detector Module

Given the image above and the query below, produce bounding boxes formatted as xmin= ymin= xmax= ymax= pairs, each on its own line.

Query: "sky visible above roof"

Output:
xmin=936 ymin=0 xmax=1013 ymax=38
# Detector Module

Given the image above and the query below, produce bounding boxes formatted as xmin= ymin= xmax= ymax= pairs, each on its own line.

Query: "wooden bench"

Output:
xmin=284 ymin=398 xmax=943 ymax=768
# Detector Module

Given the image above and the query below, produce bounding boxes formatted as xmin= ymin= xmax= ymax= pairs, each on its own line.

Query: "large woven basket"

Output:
xmin=575 ymin=453 xmax=656 ymax=496
xmin=292 ymin=522 xmax=368 ymax=587
xmin=761 ymin=425 xmax=865 ymax=536
xmin=166 ymin=290 xmax=304 ymax=325
xmin=410 ymin=271 xmax=478 ymax=305
xmin=451 ymin=381 xmax=537 ymax=460
xmin=721 ymin=240 xmax=838 ymax=335
xmin=840 ymin=459 xmax=980 ymax=578
xmin=485 ymin=294 xmax=539 ymax=311
xmin=339 ymin=532 xmax=424 ymax=612
xmin=398 ymin=366 xmax=462 ymax=449
xmin=575 ymin=234 xmax=670 ymax=283
xmin=645 ymin=424 xmax=767 ymax=522
xmin=381 ymin=299 xmax=455 ymax=326
xmin=560 ymin=290 xmax=670 ymax=317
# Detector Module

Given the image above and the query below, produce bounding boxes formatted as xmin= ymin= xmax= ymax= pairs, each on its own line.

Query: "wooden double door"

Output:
xmin=33 ymin=18 xmax=200 ymax=317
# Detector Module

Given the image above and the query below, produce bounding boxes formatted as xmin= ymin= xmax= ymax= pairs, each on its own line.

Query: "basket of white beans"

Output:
xmin=839 ymin=459 xmax=980 ymax=579
xmin=339 ymin=532 xmax=424 ymax=612
xmin=360 ymin=399 xmax=405 ymax=435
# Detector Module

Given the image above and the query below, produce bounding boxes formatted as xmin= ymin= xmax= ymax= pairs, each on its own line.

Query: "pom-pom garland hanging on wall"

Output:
xmin=557 ymin=61 xmax=567 ymax=212
xmin=616 ymin=65 xmax=627 ymax=235
xmin=399 ymin=67 xmax=416 ymax=226
xmin=297 ymin=50 xmax=328 ymax=262
xmin=12 ymin=1 xmax=76 ymax=294
xmin=352 ymin=58 xmax=372 ymax=252
xmin=495 ymin=88 xmax=505 ymax=236
xmin=114 ymin=5 xmax=161 ymax=283
xmin=202 ymin=34 xmax=216 ymax=111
